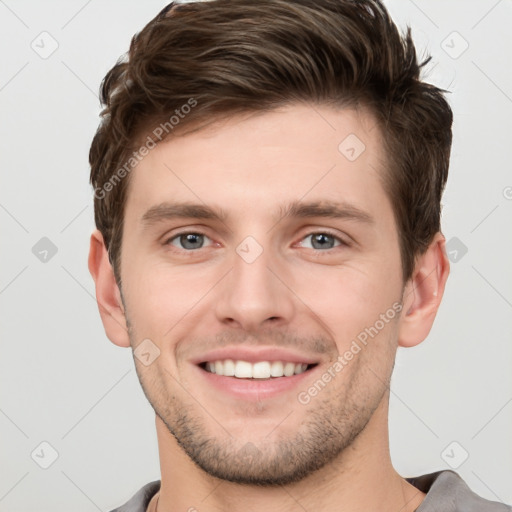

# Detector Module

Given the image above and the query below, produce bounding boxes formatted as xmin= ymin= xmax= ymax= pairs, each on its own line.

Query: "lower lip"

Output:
xmin=194 ymin=364 xmax=317 ymax=401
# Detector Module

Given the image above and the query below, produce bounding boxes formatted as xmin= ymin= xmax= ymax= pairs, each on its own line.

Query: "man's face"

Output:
xmin=119 ymin=103 xmax=405 ymax=485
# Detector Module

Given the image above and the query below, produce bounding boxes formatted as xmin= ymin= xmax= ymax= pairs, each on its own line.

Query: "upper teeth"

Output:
xmin=205 ymin=360 xmax=309 ymax=378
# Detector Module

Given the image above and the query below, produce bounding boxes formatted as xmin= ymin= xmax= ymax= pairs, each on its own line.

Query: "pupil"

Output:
xmin=181 ymin=233 xmax=202 ymax=249
xmin=312 ymin=233 xmax=333 ymax=249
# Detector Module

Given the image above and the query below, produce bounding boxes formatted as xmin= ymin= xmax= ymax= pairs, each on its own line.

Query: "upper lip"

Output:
xmin=191 ymin=347 xmax=322 ymax=365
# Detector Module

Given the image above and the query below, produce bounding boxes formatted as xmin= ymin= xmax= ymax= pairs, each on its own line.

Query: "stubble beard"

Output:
xmin=133 ymin=353 xmax=389 ymax=487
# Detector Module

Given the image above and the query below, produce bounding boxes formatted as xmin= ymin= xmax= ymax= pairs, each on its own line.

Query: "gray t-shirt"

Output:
xmin=109 ymin=470 xmax=511 ymax=512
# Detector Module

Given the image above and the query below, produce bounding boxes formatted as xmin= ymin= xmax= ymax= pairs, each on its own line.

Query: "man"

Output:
xmin=88 ymin=1 xmax=511 ymax=511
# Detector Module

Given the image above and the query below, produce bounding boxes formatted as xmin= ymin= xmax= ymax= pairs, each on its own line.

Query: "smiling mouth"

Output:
xmin=199 ymin=360 xmax=318 ymax=379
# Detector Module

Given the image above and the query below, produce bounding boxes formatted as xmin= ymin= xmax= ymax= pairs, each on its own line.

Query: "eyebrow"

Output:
xmin=141 ymin=202 xmax=228 ymax=226
xmin=277 ymin=200 xmax=375 ymax=225
xmin=140 ymin=200 xmax=375 ymax=227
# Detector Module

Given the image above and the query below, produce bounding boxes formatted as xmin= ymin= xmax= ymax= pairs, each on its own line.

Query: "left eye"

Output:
xmin=166 ymin=232 xmax=213 ymax=250
xmin=300 ymin=232 xmax=344 ymax=250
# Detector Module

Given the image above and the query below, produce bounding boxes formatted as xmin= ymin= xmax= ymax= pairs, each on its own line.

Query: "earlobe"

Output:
xmin=88 ymin=229 xmax=131 ymax=348
xmin=398 ymin=232 xmax=450 ymax=348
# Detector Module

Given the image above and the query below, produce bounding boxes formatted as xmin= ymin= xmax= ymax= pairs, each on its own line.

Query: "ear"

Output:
xmin=398 ymin=231 xmax=450 ymax=348
xmin=88 ymin=229 xmax=130 ymax=348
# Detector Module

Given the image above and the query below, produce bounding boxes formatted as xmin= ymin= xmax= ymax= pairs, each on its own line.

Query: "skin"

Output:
xmin=89 ymin=102 xmax=450 ymax=512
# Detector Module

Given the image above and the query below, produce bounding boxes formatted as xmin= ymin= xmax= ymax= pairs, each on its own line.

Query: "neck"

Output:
xmin=153 ymin=395 xmax=425 ymax=512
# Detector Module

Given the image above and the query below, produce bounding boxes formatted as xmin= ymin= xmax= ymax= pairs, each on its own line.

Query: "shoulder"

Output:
xmin=407 ymin=470 xmax=511 ymax=512
xmin=108 ymin=480 xmax=161 ymax=512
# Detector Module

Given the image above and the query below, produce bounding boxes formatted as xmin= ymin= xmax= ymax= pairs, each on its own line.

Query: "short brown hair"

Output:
xmin=89 ymin=0 xmax=453 ymax=289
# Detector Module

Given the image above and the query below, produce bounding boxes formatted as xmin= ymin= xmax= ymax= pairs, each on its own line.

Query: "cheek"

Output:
xmin=124 ymin=258 xmax=218 ymax=332
xmin=293 ymin=264 xmax=400 ymax=352
xmin=296 ymin=265 xmax=385 ymax=318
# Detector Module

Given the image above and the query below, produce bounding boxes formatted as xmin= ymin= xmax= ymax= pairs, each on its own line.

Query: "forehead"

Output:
xmin=124 ymin=103 xmax=393 ymax=230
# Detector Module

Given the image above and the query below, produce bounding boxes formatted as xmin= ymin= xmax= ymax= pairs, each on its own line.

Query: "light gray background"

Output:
xmin=1 ymin=1 xmax=511 ymax=510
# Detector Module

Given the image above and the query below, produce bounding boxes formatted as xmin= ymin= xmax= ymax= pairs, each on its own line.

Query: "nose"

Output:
xmin=213 ymin=239 xmax=295 ymax=332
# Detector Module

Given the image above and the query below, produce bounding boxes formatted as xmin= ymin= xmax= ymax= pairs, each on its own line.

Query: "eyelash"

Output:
xmin=163 ymin=230 xmax=350 ymax=253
